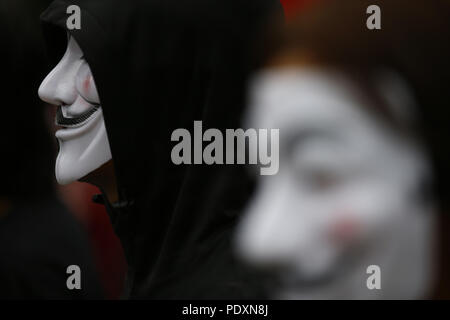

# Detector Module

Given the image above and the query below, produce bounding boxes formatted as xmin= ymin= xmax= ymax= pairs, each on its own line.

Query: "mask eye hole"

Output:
xmin=303 ymin=169 xmax=340 ymax=192
xmin=75 ymin=61 xmax=100 ymax=105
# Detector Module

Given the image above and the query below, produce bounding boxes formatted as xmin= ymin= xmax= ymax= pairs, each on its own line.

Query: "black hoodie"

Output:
xmin=0 ymin=0 xmax=103 ymax=299
xmin=41 ymin=0 xmax=282 ymax=298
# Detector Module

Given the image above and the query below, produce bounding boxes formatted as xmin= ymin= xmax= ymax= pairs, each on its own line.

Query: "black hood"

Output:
xmin=41 ymin=0 xmax=282 ymax=298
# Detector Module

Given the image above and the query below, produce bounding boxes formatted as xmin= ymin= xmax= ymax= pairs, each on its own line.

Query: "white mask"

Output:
xmin=236 ymin=68 xmax=436 ymax=299
xmin=38 ymin=36 xmax=112 ymax=185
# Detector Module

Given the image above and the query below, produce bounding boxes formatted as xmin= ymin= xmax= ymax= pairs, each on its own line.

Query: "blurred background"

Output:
xmin=236 ymin=0 xmax=450 ymax=299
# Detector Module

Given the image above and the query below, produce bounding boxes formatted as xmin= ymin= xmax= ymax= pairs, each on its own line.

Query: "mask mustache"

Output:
xmin=55 ymin=105 xmax=100 ymax=128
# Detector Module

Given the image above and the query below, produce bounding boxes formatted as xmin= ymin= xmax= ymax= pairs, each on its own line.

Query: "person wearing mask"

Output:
xmin=236 ymin=0 xmax=450 ymax=299
xmin=38 ymin=0 xmax=283 ymax=298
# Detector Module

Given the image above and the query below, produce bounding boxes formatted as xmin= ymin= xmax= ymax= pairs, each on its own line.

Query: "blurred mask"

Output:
xmin=39 ymin=36 xmax=112 ymax=185
xmin=236 ymin=68 xmax=436 ymax=299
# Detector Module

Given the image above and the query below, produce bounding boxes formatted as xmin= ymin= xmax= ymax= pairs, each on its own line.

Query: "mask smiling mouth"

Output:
xmin=56 ymin=105 xmax=100 ymax=128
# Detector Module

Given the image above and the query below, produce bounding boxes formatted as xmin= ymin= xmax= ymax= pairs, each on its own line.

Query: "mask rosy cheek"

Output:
xmin=76 ymin=63 xmax=100 ymax=103
xmin=84 ymin=76 xmax=91 ymax=92
xmin=327 ymin=212 xmax=362 ymax=244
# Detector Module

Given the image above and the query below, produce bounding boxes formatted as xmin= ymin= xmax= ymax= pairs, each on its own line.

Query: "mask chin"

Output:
xmin=55 ymin=109 xmax=112 ymax=185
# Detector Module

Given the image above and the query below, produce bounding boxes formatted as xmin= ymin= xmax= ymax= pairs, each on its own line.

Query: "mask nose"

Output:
xmin=237 ymin=195 xmax=295 ymax=268
xmin=38 ymin=59 xmax=77 ymax=107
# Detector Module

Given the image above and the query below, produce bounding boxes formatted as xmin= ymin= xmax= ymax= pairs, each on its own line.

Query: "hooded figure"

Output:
xmin=39 ymin=0 xmax=282 ymax=298
xmin=0 ymin=0 xmax=103 ymax=299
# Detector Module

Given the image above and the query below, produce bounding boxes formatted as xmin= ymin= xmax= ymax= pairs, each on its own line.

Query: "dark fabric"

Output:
xmin=0 ymin=197 xmax=104 ymax=299
xmin=0 ymin=0 xmax=55 ymax=201
xmin=41 ymin=0 xmax=283 ymax=298
xmin=0 ymin=0 xmax=104 ymax=299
